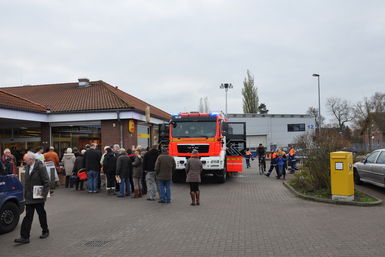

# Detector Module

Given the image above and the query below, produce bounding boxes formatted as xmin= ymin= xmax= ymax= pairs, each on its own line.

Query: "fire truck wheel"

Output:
xmin=217 ymin=170 xmax=227 ymax=183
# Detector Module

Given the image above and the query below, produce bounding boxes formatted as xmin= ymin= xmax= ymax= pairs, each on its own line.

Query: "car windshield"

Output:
xmin=172 ymin=121 xmax=216 ymax=138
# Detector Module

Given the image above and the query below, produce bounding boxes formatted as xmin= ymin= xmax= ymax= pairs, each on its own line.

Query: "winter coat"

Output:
xmin=185 ymin=157 xmax=202 ymax=183
xmin=2 ymin=154 xmax=17 ymax=174
xmin=132 ymin=155 xmax=143 ymax=178
xmin=116 ymin=154 xmax=132 ymax=179
xmin=73 ymin=154 xmax=85 ymax=174
xmin=44 ymin=151 xmax=59 ymax=167
xmin=103 ymin=152 xmax=117 ymax=176
xmin=277 ymin=155 xmax=286 ymax=166
xmin=84 ymin=149 xmax=102 ymax=172
xmin=155 ymin=153 xmax=175 ymax=181
xmin=257 ymin=146 xmax=266 ymax=157
xmin=24 ymin=160 xmax=50 ymax=204
xmin=62 ymin=153 xmax=76 ymax=176
xmin=143 ymin=149 xmax=159 ymax=172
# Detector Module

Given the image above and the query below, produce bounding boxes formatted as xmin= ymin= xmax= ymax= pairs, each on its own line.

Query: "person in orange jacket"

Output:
xmin=44 ymin=146 xmax=60 ymax=168
xmin=265 ymin=150 xmax=278 ymax=177
xmin=288 ymin=146 xmax=297 ymax=173
xmin=245 ymin=148 xmax=253 ymax=168
xmin=276 ymin=149 xmax=287 ymax=179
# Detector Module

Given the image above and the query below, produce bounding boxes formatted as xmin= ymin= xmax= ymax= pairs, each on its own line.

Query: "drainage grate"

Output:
xmin=83 ymin=240 xmax=110 ymax=247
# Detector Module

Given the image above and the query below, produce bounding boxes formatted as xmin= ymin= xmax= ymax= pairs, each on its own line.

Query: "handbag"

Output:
xmin=77 ymin=169 xmax=88 ymax=180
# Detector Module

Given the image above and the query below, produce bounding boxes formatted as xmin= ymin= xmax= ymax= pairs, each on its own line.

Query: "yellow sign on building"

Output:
xmin=128 ymin=120 xmax=135 ymax=134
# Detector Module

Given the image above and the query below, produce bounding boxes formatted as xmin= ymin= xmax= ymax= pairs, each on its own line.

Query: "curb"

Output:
xmin=283 ymin=181 xmax=382 ymax=207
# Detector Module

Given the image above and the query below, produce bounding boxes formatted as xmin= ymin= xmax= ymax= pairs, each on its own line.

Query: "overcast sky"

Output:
xmin=1 ymin=0 xmax=384 ymax=121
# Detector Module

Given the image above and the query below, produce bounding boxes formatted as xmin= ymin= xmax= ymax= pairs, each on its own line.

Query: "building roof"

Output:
xmin=0 ymin=89 xmax=48 ymax=113
xmin=0 ymin=80 xmax=170 ymax=120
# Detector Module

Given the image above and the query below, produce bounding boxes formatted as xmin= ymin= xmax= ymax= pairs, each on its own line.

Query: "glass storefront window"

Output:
xmin=52 ymin=125 xmax=101 ymax=156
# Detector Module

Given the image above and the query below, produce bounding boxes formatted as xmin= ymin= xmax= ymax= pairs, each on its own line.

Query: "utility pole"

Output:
xmin=312 ymin=74 xmax=321 ymax=129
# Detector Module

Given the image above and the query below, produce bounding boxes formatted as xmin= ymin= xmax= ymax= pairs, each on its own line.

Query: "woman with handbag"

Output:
xmin=73 ymin=149 xmax=86 ymax=190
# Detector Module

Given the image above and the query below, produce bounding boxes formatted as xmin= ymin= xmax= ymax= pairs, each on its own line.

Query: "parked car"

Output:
xmin=0 ymin=174 xmax=25 ymax=234
xmin=353 ymin=149 xmax=385 ymax=187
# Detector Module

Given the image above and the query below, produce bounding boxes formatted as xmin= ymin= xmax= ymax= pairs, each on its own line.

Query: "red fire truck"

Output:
xmin=159 ymin=112 xmax=246 ymax=183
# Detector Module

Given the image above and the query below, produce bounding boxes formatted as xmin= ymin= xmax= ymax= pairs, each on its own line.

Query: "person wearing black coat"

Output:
xmin=103 ymin=148 xmax=117 ymax=194
xmin=83 ymin=144 xmax=101 ymax=193
xmin=15 ymin=152 xmax=50 ymax=244
xmin=127 ymin=149 xmax=136 ymax=193
xmin=143 ymin=145 xmax=159 ymax=201
xmin=73 ymin=150 xmax=86 ymax=191
xmin=116 ymin=149 xmax=133 ymax=197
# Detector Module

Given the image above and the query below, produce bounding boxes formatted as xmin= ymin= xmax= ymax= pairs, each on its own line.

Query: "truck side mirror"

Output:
xmin=222 ymin=123 xmax=228 ymax=137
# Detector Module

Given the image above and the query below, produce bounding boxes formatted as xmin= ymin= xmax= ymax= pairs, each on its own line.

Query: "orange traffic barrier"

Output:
xmin=226 ymin=156 xmax=243 ymax=172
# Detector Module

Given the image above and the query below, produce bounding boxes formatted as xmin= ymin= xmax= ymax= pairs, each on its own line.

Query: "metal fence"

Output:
xmin=352 ymin=142 xmax=385 ymax=153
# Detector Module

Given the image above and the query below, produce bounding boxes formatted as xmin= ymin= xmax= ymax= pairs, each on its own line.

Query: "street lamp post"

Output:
xmin=220 ymin=83 xmax=233 ymax=115
xmin=312 ymin=74 xmax=321 ymax=129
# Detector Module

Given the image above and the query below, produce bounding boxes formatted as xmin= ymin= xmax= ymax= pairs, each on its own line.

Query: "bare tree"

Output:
xmin=198 ymin=97 xmax=210 ymax=113
xmin=353 ymin=92 xmax=385 ymax=151
xmin=306 ymin=106 xmax=324 ymax=129
xmin=199 ymin=98 xmax=204 ymax=113
xmin=354 ymin=97 xmax=374 ymax=151
xmin=242 ymin=70 xmax=258 ymax=113
xmin=326 ymin=97 xmax=353 ymax=131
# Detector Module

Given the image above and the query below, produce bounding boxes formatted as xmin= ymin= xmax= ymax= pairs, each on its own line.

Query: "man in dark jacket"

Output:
xmin=84 ymin=143 xmax=101 ymax=193
xmin=103 ymin=148 xmax=117 ymax=194
xmin=143 ymin=145 xmax=159 ymax=201
xmin=116 ymin=148 xmax=133 ymax=197
xmin=155 ymin=147 xmax=176 ymax=204
xmin=15 ymin=152 xmax=50 ymax=244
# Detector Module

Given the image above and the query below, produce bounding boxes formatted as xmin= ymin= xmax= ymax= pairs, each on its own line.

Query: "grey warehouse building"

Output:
xmin=228 ymin=113 xmax=315 ymax=151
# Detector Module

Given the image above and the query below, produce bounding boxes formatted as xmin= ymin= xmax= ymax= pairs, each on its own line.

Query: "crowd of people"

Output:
xmin=2 ymin=143 xmax=204 ymax=206
xmin=10 ymin=143 xmax=203 ymax=244
xmin=244 ymin=144 xmax=298 ymax=179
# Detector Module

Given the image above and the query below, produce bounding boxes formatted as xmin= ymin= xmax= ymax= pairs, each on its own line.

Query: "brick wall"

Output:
xmin=101 ymin=119 xmax=138 ymax=150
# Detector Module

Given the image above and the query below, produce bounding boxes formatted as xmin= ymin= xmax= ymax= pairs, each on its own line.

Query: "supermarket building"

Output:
xmin=0 ymin=79 xmax=170 ymax=160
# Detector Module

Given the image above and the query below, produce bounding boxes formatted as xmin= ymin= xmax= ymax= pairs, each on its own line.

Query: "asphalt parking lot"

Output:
xmin=1 ymin=163 xmax=385 ymax=257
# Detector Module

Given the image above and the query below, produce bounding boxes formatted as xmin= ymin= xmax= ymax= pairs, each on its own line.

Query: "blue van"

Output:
xmin=0 ymin=174 xmax=25 ymax=234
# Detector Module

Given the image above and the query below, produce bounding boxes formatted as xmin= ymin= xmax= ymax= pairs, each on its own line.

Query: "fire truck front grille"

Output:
xmin=177 ymin=144 xmax=210 ymax=153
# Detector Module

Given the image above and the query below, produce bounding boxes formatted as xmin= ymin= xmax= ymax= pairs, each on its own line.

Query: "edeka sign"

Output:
xmin=128 ymin=120 xmax=135 ymax=134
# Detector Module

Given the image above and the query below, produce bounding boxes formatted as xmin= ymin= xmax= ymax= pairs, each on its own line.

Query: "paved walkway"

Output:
xmin=1 ymin=165 xmax=385 ymax=257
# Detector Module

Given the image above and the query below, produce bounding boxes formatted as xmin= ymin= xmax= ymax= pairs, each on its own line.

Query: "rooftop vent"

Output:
xmin=78 ymin=78 xmax=90 ymax=88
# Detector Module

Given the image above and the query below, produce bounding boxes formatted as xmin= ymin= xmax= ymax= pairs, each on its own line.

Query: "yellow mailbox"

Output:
xmin=330 ymin=151 xmax=354 ymax=201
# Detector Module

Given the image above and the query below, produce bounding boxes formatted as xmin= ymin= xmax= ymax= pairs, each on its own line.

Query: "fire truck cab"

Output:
xmin=160 ymin=112 xmax=246 ymax=183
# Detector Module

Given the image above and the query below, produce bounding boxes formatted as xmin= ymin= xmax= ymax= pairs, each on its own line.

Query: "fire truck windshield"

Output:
xmin=172 ymin=121 xmax=216 ymax=138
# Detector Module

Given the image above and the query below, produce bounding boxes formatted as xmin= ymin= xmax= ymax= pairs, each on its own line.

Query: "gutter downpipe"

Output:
xmin=117 ymin=110 xmax=123 ymax=148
